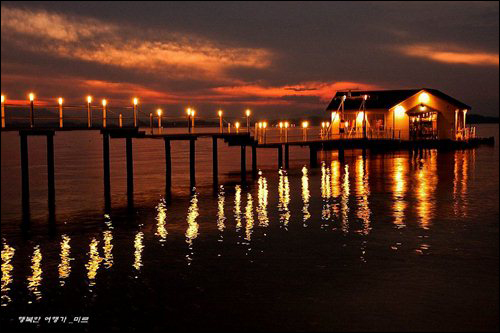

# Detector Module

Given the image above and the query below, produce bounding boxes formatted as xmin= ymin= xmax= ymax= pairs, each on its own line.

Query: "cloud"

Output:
xmin=397 ymin=44 xmax=499 ymax=66
xmin=1 ymin=6 xmax=273 ymax=80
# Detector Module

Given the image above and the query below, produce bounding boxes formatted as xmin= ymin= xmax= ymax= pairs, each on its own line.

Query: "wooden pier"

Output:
xmin=4 ymin=125 xmax=495 ymax=222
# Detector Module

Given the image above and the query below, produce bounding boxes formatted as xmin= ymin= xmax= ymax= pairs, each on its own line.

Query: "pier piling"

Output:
xmin=252 ymin=144 xmax=257 ymax=179
xmin=20 ymin=133 xmax=30 ymax=217
xmin=164 ymin=138 xmax=172 ymax=201
xmin=190 ymin=138 xmax=196 ymax=191
xmin=126 ymin=137 xmax=134 ymax=204
xmin=278 ymin=145 xmax=283 ymax=169
xmin=241 ymin=145 xmax=247 ymax=183
xmin=212 ymin=137 xmax=218 ymax=190
xmin=309 ymin=146 xmax=318 ymax=168
xmin=284 ymin=144 xmax=289 ymax=169
xmin=103 ymin=133 xmax=111 ymax=209
xmin=47 ymin=133 xmax=55 ymax=218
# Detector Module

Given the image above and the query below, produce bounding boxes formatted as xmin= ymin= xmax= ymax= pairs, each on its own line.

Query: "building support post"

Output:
xmin=212 ymin=137 xmax=218 ymax=191
xmin=190 ymin=138 xmax=196 ymax=192
xmin=164 ymin=138 xmax=172 ymax=203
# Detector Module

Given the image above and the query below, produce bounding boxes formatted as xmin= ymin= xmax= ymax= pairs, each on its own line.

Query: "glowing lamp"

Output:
xmin=463 ymin=109 xmax=468 ymax=114
xmin=357 ymin=112 xmax=365 ymax=123
xmin=419 ymin=105 xmax=426 ymax=111
xmin=419 ymin=92 xmax=430 ymax=104
xmin=58 ymin=97 xmax=63 ymax=105
xmin=29 ymin=93 xmax=35 ymax=102
xmin=321 ymin=122 xmax=325 ymax=128
xmin=284 ymin=121 xmax=289 ymax=128
xmin=245 ymin=109 xmax=251 ymax=117
xmin=344 ymin=121 xmax=349 ymax=128
xmin=218 ymin=110 xmax=223 ymax=117
xmin=394 ymin=105 xmax=405 ymax=118
xmin=87 ymin=96 xmax=92 ymax=104
xmin=302 ymin=121 xmax=309 ymax=128
xmin=279 ymin=122 xmax=283 ymax=128
xmin=133 ymin=98 xmax=139 ymax=106
xmin=1 ymin=95 xmax=5 ymax=103
xmin=235 ymin=122 xmax=240 ymax=129
xmin=102 ymin=99 xmax=107 ymax=107
xmin=157 ymin=108 xmax=162 ymax=116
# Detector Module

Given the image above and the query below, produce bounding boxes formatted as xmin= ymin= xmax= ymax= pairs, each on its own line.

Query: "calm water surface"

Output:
xmin=1 ymin=125 xmax=499 ymax=331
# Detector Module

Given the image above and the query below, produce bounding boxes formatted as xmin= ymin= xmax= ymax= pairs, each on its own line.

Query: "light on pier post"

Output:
xmin=58 ymin=97 xmax=64 ymax=128
xmin=1 ymin=94 xmax=5 ymax=128
xmin=191 ymin=110 xmax=195 ymax=132
xmin=302 ymin=121 xmax=309 ymax=141
xmin=235 ymin=121 xmax=240 ymax=134
xmin=284 ymin=121 xmax=289 ymax=142
xmin=133 ymin=98 xmax=139 ymax=127
xmin=157 ymin=108 xmax=162 ymax=132
xmin=102 ymin=99 xmax=107 ymax=128
xmin=279 ymin=122 xmax=283 ymax=140
xmin=119 ymin=113 xmax=123 ymax=128
xmin=29 ymin=93 xmax=35 ymax=128
xmin=87 ymin=96 xmax=92 ymax=127
xmin=245 ymin=109 xmax=251 ymax=133
xmin=218 ymin=110 xmax=223 ymax=133
xmin=362 ymin=94 xmax=368 ymax=139
xmin=186 ymin=108 xmax=192 ymax=133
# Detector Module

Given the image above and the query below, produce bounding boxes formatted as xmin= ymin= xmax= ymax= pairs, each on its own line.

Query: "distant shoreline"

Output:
xmin=467 ymin=114 xmax=499 ymax=124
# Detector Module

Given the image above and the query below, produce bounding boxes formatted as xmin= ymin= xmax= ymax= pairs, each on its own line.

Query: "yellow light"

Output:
xmin=186 ymin=108 xmax=191 ymax=116
xmin=419 ymin=92 xmax=430 ymax=104
xmin=191 ymin=110 xmax=195 ymax=117
xmin=463 ymin=109 xmax=468 ymax=114
xmin=218 ymin=110 xmax=223 ymax=117
xmin=263 ymin=122 xmax=267 ymax=129
xmin=342 ymin=95 xmax=346 ymax=101
xmin=133 ymin=98 xmax=138 ymax=106
xmin=325 ymin=121 xmax=330 ymax=127
xmin=279 ymin=122 xmax=283 ymax=128
xmin=235 ymin=121 xmax=240 ymax=129
xmin=157 ymin=108 xmax=162 ymax=116
xmin=394 ymin=105 xmax=406 ymax=118
xmin=87 ymin=96 xmax=92 ymax=104
xmin=258 ymin=122 xmax=263 ymax=129
xmin=1 ymin=95 xmax=5 ymax=103
xmin=420 ymin=105 xmax=426 ymax=111
xmin=344 ymin=121 xmax=349 ymax=127
xmin=321 ymin=122 xmax=326 ymax=128
xmin=58 ymin=97 xmax=63 ymax=105
xmin=284 ymin=121 xmax=289 ymax=128
xmin=102 ymin=99 xmax=107 ymax=107
xmin=364 ymin=94 xmax=368 ymax=100
xmin=357 ymin=112 xmax=365 ymax=123
xmin=29 ymin=93 xmax=35 ymax=102
xmin=245 ymin=109 xmax=251 ymax=117
xmin=302 ymin=121 xmax=309 ymax=128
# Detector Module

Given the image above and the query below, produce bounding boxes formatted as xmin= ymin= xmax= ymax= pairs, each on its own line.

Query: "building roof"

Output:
xmin=325 ymin=88 xmax=471 ymax=111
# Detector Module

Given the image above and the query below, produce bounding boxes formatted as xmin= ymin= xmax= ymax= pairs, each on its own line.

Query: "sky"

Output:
xmin=1 ymin=1 xmax=499 ymax=118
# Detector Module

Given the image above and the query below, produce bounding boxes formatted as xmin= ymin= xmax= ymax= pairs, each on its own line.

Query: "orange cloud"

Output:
xmin=1 ymin=6 xmax=273 ymax=80
xmin=398 ymin=44 xmax=499 ymax=66
xmin=212 ymin=81 xmax=380 ymax=101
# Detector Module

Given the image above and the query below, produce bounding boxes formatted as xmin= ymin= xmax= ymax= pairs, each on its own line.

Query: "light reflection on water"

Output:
xmin=0 ymin=144 xmax=496 ymax=313
xmin=1 ymin=242 xmax=15 ymax=306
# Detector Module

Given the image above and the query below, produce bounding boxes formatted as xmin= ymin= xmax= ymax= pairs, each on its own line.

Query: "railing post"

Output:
xmin=59 ymin=103 xmax=63 ymax=128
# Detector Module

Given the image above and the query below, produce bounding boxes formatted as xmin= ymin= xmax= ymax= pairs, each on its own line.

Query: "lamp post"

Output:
xmin=191 ymin=110 xmax=195 ymax=132
xmin=29 ymin=93 xmax=35 ymax=128
xmin=284 ymin=121 xmax=289 ymax=142
xmin=1 ymin=95 xmax=5 ymax=128
xmin=186 ymin=108 xmax=192 ymax=133
xmin=157 ymin=108 xmax=162 ymax=131
xmin=245 ymin=109 xmax=251 ymax=133
xmin=235 ymin=121 xmax=240 ymax=133
xmin=279 ymin=121 xmax=283 ymax=141
xmin=302 ymin=121 xmax=309 ymax=141
xmin=87 ymin=96 xmax=92 ymax=127
xmin=58 ymin=97 xmax=64 ymax=128
xmin=262 ymin=121 xmax=267 ymax=143
xmin=133 ymin=98 xmax=139 ymax=127
xmin=102 ymin=99 xmax=107 ymax=128
xmin=218 ymin=110 xmax=223 ymax=133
